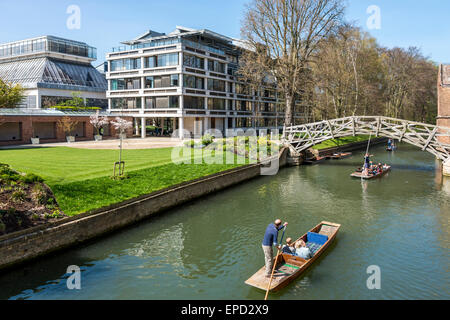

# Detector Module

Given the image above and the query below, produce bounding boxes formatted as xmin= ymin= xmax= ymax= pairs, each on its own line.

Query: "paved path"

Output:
xmin=0 ymin=137 xmax=184 ymax=150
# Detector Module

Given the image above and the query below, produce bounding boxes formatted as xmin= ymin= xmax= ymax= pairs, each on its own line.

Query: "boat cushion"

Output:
xmin=307 ymin=232 xmax=328 ymax=245
xmin=306 ymin=242 xmax=322 ymax=255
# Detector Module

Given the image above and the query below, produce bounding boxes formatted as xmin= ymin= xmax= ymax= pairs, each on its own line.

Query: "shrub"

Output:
xmin=0 ymin=220 xmax=5 ymax=233
xmin=201 ymin=134 xmax=214 ymax=146
xmin=20 ymin=173 xmax=44 ymax=184
xmin=51 ymin=210 xmax=65 ymax=219
xmin=32 ymin=184 xmax=47 ymax=205
xmin=11 ymin=189 xmax=26 ymax=203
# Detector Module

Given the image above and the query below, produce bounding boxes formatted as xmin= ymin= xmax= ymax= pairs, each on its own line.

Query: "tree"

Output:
xmin=57 ymin=116 xmax=78 ymax=137
xmin=240 ymin=0 xmax=345 ymax=126
xmin=111 ymin=117 xmax=133 ymax=178
xmin=0 ymin=79 xmax=25 ymax=108
xmin=90 ymin=111 xmax=109 ymax=135
xmin=312 ymin=25 xmax=384 ymax=119
xmin=380 ymin=47 xmax=437 ymax=122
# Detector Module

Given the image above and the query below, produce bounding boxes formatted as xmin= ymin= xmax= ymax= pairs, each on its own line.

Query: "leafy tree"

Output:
xmin=0 ymin=79 xmax=25 ymax=108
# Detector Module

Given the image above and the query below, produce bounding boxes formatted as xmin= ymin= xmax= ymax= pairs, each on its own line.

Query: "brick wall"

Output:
xmin=0 ymin=115 xmax=134 ymax=146
xmin=437 ymin=65 xmax=450 ymax=143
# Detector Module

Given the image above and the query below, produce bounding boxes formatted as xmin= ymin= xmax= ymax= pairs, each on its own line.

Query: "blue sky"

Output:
xmin=0 ymin=0 xmax=449 ymax=65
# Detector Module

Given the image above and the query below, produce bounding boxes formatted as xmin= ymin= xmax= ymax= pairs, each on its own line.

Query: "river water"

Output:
xmin=0 ymin=143 xmax=449 ymax=300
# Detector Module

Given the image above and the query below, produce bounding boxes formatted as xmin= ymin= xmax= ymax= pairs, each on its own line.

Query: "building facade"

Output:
xmin=0 ymin=36 xmax=107 ymax=109
xmin=106 ymin=26 xmax=305 ymax=139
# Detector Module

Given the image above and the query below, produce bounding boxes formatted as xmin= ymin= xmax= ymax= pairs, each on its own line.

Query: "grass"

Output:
xmin=312 ymin=135 xmax=372 ymax=150
xmin=0 ymin=147 xmax=248 ymax=216
xmin=0 ymin=147 xmax=178 ymax=185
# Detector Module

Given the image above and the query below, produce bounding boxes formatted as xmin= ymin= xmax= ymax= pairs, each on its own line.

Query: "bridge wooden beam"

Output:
xmin=375 ymin=117 xmax=381 ymax=137
xmin=399 ymin=123 xmax=407 ymax=142
xmin=351 ymin=118 xmax=356 ymax=137
xmin=326 ymin=121 xmax=335 ymax=140
xmin=422 ymin=127 xmax=438 ymax=151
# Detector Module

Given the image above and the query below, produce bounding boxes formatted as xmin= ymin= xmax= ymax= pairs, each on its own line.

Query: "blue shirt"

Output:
xmin=262 ymin=223 xmax=284 ymax=246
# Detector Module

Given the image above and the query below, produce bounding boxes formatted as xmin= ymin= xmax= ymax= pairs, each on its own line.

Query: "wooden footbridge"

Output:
xmin=283 ymin=116 xmax=450 ymax=163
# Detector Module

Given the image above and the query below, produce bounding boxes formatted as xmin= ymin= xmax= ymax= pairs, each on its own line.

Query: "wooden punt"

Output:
xmin=327 ymin=152 xmax=352 ymax=160
xmin=245 ymin=221 xmax=341 ymax=292
xmin=350 ymin=165 xmax=391 ymax=179
xmin=386 ymin=146 xmax=397 ymax=152
xmin=303 ymin=156 xmax=327 ymax=165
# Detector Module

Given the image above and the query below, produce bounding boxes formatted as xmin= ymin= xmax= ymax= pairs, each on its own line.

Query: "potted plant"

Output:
xmin=57 ymin=116 xmax=78 ymax=143
xmin=90 ymin=111 xmax=109 ymax=142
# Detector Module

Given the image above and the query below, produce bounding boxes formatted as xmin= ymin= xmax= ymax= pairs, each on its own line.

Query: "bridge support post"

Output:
xmin=443 ymin=160 xmax=450 ymax=177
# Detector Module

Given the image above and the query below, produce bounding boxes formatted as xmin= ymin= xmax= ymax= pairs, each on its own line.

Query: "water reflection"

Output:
xmin=0 ymin=143 xmax=449 ymax=300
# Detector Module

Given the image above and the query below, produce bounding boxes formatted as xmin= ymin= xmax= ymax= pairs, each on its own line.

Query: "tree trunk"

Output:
xmin=284 ymin=93 xmax=295 ymax=126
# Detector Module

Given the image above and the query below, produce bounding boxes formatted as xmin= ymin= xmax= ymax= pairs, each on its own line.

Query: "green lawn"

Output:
xmin=0 ymin=147 xmax=180 ymax=185
xmin=0 ymin=147 xmax=247 ymax=216
xmin=312 ymin=135 xmax=372 ymax=150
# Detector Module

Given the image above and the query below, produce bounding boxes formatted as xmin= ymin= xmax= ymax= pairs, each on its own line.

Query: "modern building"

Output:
xmin=0 ymin=35 xmax=107 ymax=109
xmin=106 ymin=26 xmax=305 ymax=139
xmin=0 ymin=36 xmax=114 ymax=146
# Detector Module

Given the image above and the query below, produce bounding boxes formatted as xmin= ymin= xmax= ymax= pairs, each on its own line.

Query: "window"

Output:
xmin=110 ymin=58 xmax=141 ymax=71
xmin=144 ymin=56 xmax=156 ymax=68
xmin=237 ymin=100 xmax=252 ymax=111
xmin=157 ymin=53 xmax=179 ymax=67
xmin=184 ymin=75 xmax=204 ymax=89
xmin=208 ymin=98 xmax=226 ymax=110
xmin=111 ymin=98 xmax=141 ymax=109
xmin=147 ymin=75 xmax=179 ymax=88
xmin=110 ymin=78 xmax=141 ymax=90
xmin=171 ymin=74 xmax=179 ymax=87
xmin=183 ymin=54 xmax=204 ymax=69
xmin=236 ymin=118 xmax=252 ymax=128
xmin=207 ymin=79 xmax=226 ymax=92
xmin=144 ymin=53 xmax=178 ymax=68
xmin=184 ymin=96 xmax=204 ymax=109
xmin=145 ymin=77 xmax=154 ymax=89
xmin=208 ymin=60 xmax=225 ymax=73
xmin=145 ymin=96 xmax=179 ymax=109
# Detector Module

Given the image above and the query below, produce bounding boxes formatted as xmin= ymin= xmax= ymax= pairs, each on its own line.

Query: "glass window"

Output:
xmin=145 ymin=77 xmax=154 ymax=89
xmin=207 ymin=98 xmax=226 ymax=110
xmin=184 ymin=96 xmax=204 ymax=109
xmin=208 ymin=60 xmax=225 ymax=73
xmin=171 ymin=74 xmax=179 ymax=87
xmin=183 ymin=54 xmax=204 ymax=69
xmin=207 ymin=79 xmax=226 ymax=92
xmin=110 ymin=58 xmax=140 ymax=71
xmin=184 ymin=75 xmax=204 ymax=89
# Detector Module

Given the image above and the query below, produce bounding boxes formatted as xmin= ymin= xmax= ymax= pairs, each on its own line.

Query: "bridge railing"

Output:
xmin=283 ymin=116 xmax=450 ymax=162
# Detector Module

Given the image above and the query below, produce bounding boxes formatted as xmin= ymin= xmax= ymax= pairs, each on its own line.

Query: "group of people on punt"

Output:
xmin=262 ymin=219 xmax=314 ymax=278
xmin=281 ymin=237 xmax=313 ymax=259
xmin=361 ymin=154 xmax=388 ymax=177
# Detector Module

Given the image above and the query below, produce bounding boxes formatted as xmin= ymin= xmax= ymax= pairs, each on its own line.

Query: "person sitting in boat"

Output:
xmin=376 ymin=163 xmax=383 ymax=173
xmin=282 ymin=238 xmax=296 ymax=254
xmin=294 ymin=240 xmax=313 ymax=260
xmin=262 ymin=219 xmax=288 ymax=278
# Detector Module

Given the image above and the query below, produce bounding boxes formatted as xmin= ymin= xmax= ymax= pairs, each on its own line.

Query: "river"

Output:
xmin=0 ymin=143 xmax=449 ymax=300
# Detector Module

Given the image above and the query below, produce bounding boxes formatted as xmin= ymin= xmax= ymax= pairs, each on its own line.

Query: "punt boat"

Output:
xmin=327 ymin=152 xmax=352 ymax=160
xmin=303 ymin=156 xmax=327 ymax=165
xmin=245 ymin=221 xmax=341 ymax=292
xmin=350 ymin=165 xmax=391 ymax=180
